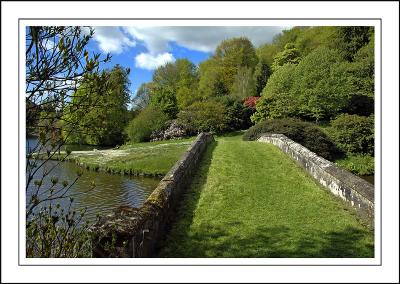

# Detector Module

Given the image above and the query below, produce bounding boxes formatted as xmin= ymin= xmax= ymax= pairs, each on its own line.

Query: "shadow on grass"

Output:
xmin=161 ymin=221 xmax=374 ymax=258
xmin=157 ymin=139 xmax=374 ymax=258
xmin=216 ymin=130 xmax=245 ymax=138
xmin=156 ymin=140 xmax=218 ymax=255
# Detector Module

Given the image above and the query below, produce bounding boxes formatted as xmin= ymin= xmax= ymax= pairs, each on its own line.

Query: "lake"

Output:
xmin=26 ymin=137 xmax=161 ymax=224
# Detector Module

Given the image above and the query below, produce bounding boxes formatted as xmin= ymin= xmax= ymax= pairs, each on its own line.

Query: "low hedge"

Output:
xmin=329 ymin=114 xmax=374 ymax=155
xmin=243 ymin=118 xmax=342 ymax=160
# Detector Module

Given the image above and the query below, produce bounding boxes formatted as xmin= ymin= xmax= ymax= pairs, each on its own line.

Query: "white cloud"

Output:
xmin=92 ymin=26 xmax=136 ymax=54
xmin=90 ymin=26 xmax=287 ymax=70
xmin=42 ymin=38 xmax=55 ymax=50
xmin=123 ymin=26 xmax=287 ymax=54
xmin=134 ymin=52 xmax=176 ymax=70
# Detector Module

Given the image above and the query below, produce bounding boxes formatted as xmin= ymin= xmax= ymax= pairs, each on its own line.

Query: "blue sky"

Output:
xmin=85 ymin=26 xmax=286 ymax=103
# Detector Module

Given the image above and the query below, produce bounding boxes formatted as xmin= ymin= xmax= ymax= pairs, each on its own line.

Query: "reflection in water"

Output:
xmin=360 ymin=175 xmax=374 ymax=185
xmin=26 ymin=136 xmax=111 ymax=153
xmin=26 ymin=159 xmax=160 ymax=224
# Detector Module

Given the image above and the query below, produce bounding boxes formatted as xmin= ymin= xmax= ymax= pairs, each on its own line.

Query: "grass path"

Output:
xmin=159 ymin=134 xmax=374 ymax=257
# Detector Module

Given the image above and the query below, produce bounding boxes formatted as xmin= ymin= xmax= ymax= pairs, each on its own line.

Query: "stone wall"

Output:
xmin=258 ymin=134 xmax=374 ymax=227
xmin=90 ymin=132 xmax=214 ymax=257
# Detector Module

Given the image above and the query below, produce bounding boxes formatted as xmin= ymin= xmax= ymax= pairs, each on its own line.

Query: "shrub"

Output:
xmin=243 ymin=96 xmax=261 ymax=109
xmin=125 ymin=106 xmax=169 ymax=142
xmin=223 ymin=98 xmax=253 ymax=131
xmin=150 ymin=120 xmax=188 ymax=141
xmin=330 ymin=114 xmax=374 ymax=155
xmin=291 ymin=47 xmax=352 ymax=121
xmin=177 ymin=100 xmax=228 ymax=134
xmin=334 ymin=154 xmax=374 ymax=176
xmin=251 ymin=63 xmax=298 ymax=123
xmin=243 ymin=118 xmax=341 ymax=160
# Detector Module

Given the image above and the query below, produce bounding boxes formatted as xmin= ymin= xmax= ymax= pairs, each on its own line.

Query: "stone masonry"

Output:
xmin=90 ymin=132 xmax=214 ymax=257
xmin=258 ymin=134 xmax=374 ymax=228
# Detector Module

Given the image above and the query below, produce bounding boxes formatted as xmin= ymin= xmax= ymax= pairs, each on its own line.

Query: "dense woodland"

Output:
xmin=28 ymin=26 xmax=374 ymax=173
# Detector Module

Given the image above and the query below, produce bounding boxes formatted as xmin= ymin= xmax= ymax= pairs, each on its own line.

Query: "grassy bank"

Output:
xmin=159 ymin=133 xmax=374 ymax=257
xmin=46 ymin=137 xmax=195 ymax=177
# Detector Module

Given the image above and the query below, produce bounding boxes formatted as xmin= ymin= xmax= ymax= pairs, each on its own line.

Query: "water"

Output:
xmin=26 ymin=137 xmax=161 ymax=224
xmin=360 ymin=175 xmax=374 ymax=185
xmin=26 ymin=136 xmax=111 ymax=153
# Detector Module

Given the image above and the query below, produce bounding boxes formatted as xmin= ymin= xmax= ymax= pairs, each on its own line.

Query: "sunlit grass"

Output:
xmin=159 ymin=133 xmax=374 ymax=257
xmin=48 ymin=137 xmax=196 ymax=177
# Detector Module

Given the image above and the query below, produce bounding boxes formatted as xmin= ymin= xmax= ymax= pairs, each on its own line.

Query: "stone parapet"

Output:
xmin=91 ymin=132 xmax=214 ymax=257
xmin=258 ymin=134 xmax=374 ymax=227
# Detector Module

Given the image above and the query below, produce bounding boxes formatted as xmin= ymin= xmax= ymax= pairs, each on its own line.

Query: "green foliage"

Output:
xmin=243 ymin=118 xmax=341 ymax=160
xmin=251 ymin=64 xmax=297 ymax=122
xmin=199 ymin=37 xmax=258 ymax=99
xmin=177 ymin=100 xmax=229 ymax=133
xmin=335 ymin=26 xmax=373 ymax=61
xmin=345 ymin=34 xmax=375 ymax=98
xmin=290 ymin=26 xmax=339 ymax=56
xmin=335 ymin=154 xmax=374 ymax=176
xmin=132 ymin=82 xmax=152 ymax=111
xmin=231 ymin=67 xmax=256 ymax=100
xmin=26 ymin=205 xmax=91 ymax=258
xmin=198 ymin=59 xmax=229 ymax=99
xmin=256 ymin=43 xmax=281 ymax=66
xmin=62 ymin=65 xmax=131 ymax=146
xmin=149 ymin=58 xmax=199 ymax=115
xmin=214 ymin=37 xmax=258 ymax=69
xmin=292 ymin=47 xmax=352 ymax=121
xmin=149 ymin=86 xmax=179 ymax=118
xmin=272 ymin=27 xmax=306 ymax=49
xmin=125 ymin=106 xmax=169 ymax=142
xmin=271 ymin=43 xmax=301 ymax=71
xmin=330 ymin=114 xmax=374 ymax=155
xmin=253 ymin=59 xmax=271 ymax=96
xmin=342 ymin=94 xmax=374 ymax=117
xmin=220 ymin=97 xmax=253 ymax=131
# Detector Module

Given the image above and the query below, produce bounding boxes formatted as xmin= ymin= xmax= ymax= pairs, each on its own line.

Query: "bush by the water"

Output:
xmin=150 ymin=120 xmax=188 ymax=141
xmin=243 ymin=118 xmax=341 ymax=160
xmin=177 ymin=100 xmax=229 ymax=134
xmin=330 ymin=114 xmax=374 ymax=155
xmin=125 ymin=106 xmax=168 ymax=142
xmin=334 ymin=153 xmax=374 ymax=176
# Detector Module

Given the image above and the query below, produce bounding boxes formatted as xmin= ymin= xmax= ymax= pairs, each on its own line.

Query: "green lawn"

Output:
xmin=48 ymin=137 xmax=195 ymax=177
xmin=158 ymin=133 xmax=374 ymax=258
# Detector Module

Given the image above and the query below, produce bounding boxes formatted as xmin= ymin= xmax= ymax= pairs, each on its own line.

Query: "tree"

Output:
xmin=293 ymin=26 xmax=339 ymax=56
xmin=26 ymin=26 xmax=110 ymax=257
xmin=149 ymin=85 xmax=179 ymax=119
xmin=251 ymin=63 xmax=298 ymax=123
xmin=291 ymin=47 xmax=352 ymax=121
xmin=199 ymin=37 xmax=258 ymax=99
xmin=177 ymin=100 xmax=229 ymax=133
xmin=271 ymin=43 xmax=301 ymax=72
xmin=125 ymin=106 xmax=169 ymax=142
xmin=149 ymin=58 xmax=199 ymax=115
xmin=132 ymin=82 xmax=153 ymax=111
xmin=62 ymin=65 xmax=131 ymax=146
xmin=335 ymin=26 xmax=373 ymax=61
xmin=198 ymin=58 xmax=229 ymax=99
xmin=256 ymin=43 xmax=281 ymax=66
xmin=253 ymin=59 xmax=271 ymax=96
xmin=175 ymin=59 xmax=200 ymax=109
xmin=231 ymin=67 xmax=256 ymax=101
xmin=272 ymin=27 xmax=306 ymax=50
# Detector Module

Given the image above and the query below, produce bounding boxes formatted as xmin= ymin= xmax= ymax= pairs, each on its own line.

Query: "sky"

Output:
xmin=85 ymin=26 xmax=287 ymax=102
